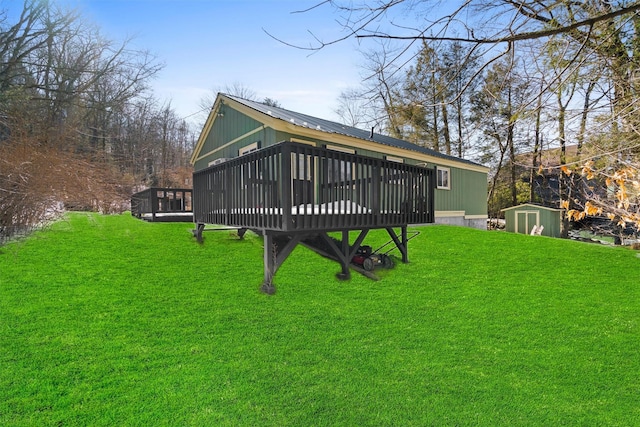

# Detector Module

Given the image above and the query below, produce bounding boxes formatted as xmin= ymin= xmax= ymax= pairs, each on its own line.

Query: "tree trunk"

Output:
xmin=530 ymin=84 xmax=543 ymax=203
xmin=577 ymin=79 xmax=596 ymax=156
xmin=441 ymin=103 xmax=451 ymax=155
xmin=507 ymin=82 xmax=517 ymax=206
xmin=456 ymin=98 xmax=464 ymax=158
xmin=558 ymin=89 xmax=569 ymax=238
xmin=431 ymin=87 xmax=439 ymax=152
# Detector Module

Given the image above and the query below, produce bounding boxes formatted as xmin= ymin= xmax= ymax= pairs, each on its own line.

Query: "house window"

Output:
xmin=385 ymin=155 xmax=404 ymax=163
xmin=437 ymin=167 xmax=450 ymax=190
xmin=239 ymin=141 xmax=259 ymax=156
xmin=326 ymin=144 xmax=355 ymax=154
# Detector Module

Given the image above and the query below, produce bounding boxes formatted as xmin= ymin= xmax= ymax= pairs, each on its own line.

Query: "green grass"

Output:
xmin=1 ymin=212 xmax=639 ymax=426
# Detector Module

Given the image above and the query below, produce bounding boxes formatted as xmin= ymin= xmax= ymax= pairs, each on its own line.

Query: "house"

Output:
xmin=190 ymin=93 xmax=489 ymax=292
xmin=191 ymin=93 xmax=489 ymax=229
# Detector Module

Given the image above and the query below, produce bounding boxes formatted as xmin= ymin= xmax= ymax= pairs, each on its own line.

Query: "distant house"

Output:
xmin=190 ymin=93 xmax=489 ymax=229
xmin=513 ymin=144 xmax=604 ymax=209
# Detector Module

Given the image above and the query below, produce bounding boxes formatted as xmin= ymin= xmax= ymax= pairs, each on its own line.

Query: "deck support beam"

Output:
xmin=261 ymin=232 xmax=304 ymax=294
xmin=260 ymin=228 xmax=372 ymax=293
xmin=385 ymin=226 xmax=409 ymax=263
xmin=193 ymin=223 xmax=205 ymax=243
xmin=202 ymin=226 xmax=412 ymax=295
xmin=318 ymin=229 xmax=369 ymax=280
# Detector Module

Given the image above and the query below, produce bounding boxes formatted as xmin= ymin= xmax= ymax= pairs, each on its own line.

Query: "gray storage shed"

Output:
xmin=502 ymin=203 xmax=564 ymax=238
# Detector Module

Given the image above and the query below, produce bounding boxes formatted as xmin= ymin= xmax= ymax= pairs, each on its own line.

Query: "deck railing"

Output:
xmin=131 ymin=188 xmax=193 ymax=221
xmin=193 ymin=141 xmax=434 ymax=232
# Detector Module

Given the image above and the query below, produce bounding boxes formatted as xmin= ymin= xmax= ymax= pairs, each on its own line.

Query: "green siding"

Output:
xmin=194 ymin=109 xmax=277 ymax=170
xmin=194 ymin=109 xmax=488 ymax=219
xmin=274 ymin=131 xmax=313 ymax=147
xmin=433 ymin=167 xmax=487 ymax=216
xmin=301 ymin=143 xmax=489 ymax=217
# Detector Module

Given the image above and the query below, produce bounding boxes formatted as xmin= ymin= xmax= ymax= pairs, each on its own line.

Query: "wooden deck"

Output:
xmin=192 ymin=141 xmax=435 ymax=293
xmin=131 ymin=188 xmax=193 ymax=222
xmin=193 ymin=141 xmax=434 ymax=232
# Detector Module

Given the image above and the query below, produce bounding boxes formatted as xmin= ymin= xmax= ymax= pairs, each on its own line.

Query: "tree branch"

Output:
xmin=355 ymin=4 xmax=640 ymax=44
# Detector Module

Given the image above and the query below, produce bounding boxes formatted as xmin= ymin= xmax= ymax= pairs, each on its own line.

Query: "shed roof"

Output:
xmin=501 ymin=203 xmax=564 ymax=212
xmin=192 ymin=93 xmax=488 ymax=172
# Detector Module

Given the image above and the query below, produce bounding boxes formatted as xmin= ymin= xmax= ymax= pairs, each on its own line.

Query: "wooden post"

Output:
xmin=386 ymin=227 xmax=409 ymax=263
xmin=151 ymin=189 xmax=158 ymax=222
xmin=372 ymin=161 xmax=381 ymax=227
xmin=261 ymin=232 xmax=276 ymax=294
xmin=260 ymin=231 xmax=303 ymax=294
xmin=341 ymin=230 xmax=351 ymax=278
xmin=193 ymin=223 xmax=205 ymax=243
xmin=401 ymin=226 xmax=409 ymax=263
xmin=281 ymin=143 xmax=293 ymax=232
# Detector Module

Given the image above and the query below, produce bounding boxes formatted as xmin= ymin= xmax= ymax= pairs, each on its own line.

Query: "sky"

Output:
xmin=51 ymin=0 xmax=366 ymax=126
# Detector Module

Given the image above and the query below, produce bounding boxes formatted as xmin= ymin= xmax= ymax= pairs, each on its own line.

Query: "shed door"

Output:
xmin=516 ymin=211 xmax=539 ymax=234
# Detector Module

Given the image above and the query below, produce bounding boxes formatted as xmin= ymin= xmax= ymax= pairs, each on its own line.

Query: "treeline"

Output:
xmin=333 ymin=0 xmax=640 ymax=232
xmin=0 ymin=0 xmax=195 ymax=241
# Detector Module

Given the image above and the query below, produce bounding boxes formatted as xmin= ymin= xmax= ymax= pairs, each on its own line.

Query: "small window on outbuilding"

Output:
xmin=437 ymin=167 xmax=450 ymax=190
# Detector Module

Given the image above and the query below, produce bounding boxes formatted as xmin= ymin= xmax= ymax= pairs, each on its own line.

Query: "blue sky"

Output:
xmin=56 ymin=0 xmax=365 ymax=125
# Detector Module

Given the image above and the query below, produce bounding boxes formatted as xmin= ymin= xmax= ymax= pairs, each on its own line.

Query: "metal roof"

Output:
xmin=225 ymin=94 xmax=484 ymax=168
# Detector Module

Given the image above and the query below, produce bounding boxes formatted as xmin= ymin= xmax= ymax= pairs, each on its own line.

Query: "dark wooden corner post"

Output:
xmin=193 ymin=223 xmax=205 ymax=243
xmin=151 ymin=189 xmax=158 ymax=222
xmin=340 ymin=230 xmax=351 ymax=279
xmin=261 ymin=143 xmax=294 ymax=294
xmin=261 ymin=232 xmax=303 ymax=295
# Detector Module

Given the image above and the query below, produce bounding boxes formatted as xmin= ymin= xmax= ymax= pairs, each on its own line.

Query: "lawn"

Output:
xmin=1 ymin=212 xmax=639 ymax=426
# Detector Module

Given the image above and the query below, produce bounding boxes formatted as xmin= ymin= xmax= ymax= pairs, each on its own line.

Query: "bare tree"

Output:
xmin=334 ymin=87 xmax=371 ymax=127
xmin=274 ymin=0 xmax=640 ymax=234
xmin=0 ymin=0 xmax=191 ymax=241
xmin=471 ymin=50 xmax=533 ymax=212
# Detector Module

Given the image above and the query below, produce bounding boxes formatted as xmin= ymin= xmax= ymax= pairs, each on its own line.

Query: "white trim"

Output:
xmin=435 ymin=210 xmax=465 ymax=218
xmin=190 ymin=100 xmax=221 ymax=164
xmin=515 ymin=210 xmax=540 ymax=234
xmin=291 ymin=152 xmax=315 ymax=181
xmin=434 ymin=211 xmax=487 ymax=220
